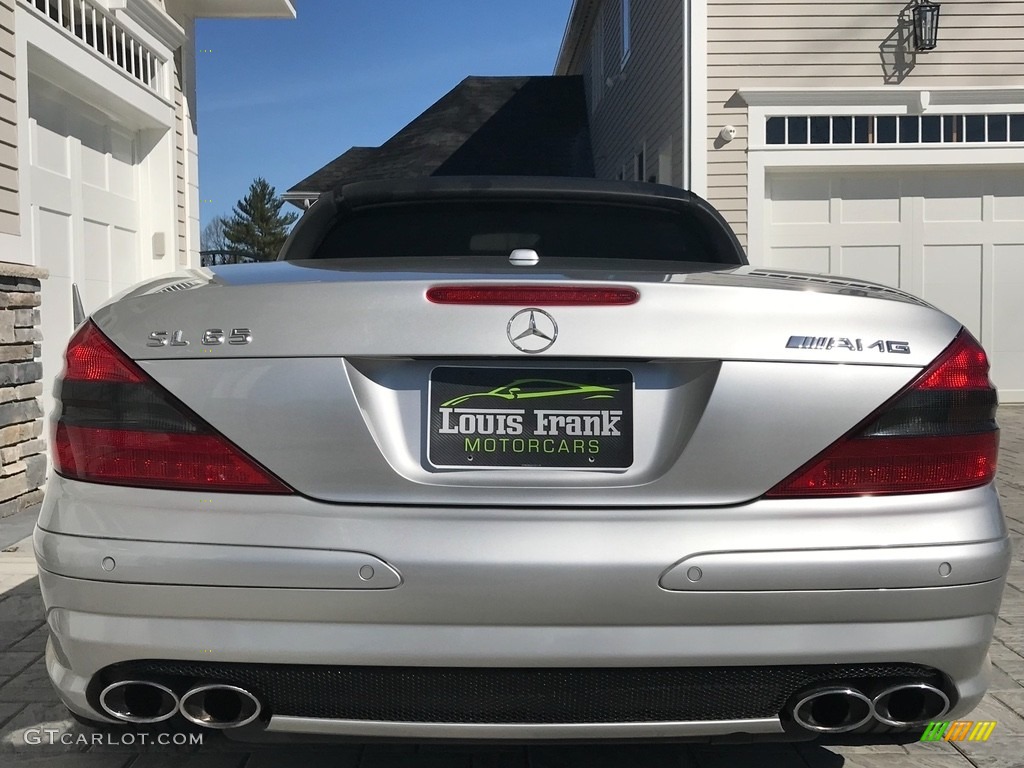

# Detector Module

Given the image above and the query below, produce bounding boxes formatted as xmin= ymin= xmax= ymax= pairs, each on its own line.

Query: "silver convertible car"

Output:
xmin=35 ymin=177 xmax=1009 ymax=743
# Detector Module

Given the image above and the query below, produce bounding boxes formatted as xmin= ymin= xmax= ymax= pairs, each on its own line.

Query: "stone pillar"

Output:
xmin=0 ymin=263 xmax=48 ymax=521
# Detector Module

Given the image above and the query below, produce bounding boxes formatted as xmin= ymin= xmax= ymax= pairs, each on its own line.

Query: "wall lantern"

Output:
xmin=912 ymin=1 xmax=941 ymax=51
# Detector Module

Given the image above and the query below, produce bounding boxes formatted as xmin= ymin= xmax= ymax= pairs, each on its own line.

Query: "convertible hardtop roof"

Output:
xmin=279 ymin=176 xmax=746 ymax=264
xmin=331 ymin=176 xmax=700 ymax=210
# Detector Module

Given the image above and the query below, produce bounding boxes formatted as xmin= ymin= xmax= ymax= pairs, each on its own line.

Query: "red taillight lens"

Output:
xmin=64 ymin=323 xmax=146 ymax=383
xmin=52 ymin=322 xmax=291 ymax=494
xmin=766 ymin=330 xmax=999 ymax=498
xmin=426 ymin=285 xmax=639 ymax=305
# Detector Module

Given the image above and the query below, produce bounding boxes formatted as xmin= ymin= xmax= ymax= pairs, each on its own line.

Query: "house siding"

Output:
xmin=0 ymin=0 xmax=17 ymax=236
xmin=707 ymin=0 xmax=1024 ymax=247
xmin=577 ymin=0 xmax=685 ymax=186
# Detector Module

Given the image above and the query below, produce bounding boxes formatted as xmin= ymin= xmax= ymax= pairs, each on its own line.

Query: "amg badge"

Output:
xmin=787 ymin=336 xmax=910 ymax=354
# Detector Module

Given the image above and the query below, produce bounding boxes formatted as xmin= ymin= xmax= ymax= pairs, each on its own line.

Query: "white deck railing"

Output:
xmin=24 ymin=0 xmax=167 ymax=98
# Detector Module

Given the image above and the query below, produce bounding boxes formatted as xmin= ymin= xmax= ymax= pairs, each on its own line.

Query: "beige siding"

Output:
xmin=707 ymin=0 xmax=1024 ymax=248
xmin=575 ymin=0 xmax=685 ymax=186
xmin=0 ymin=0 xmax=16 ymax=235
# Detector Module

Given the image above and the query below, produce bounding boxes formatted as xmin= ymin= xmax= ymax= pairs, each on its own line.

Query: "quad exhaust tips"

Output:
xmin=873 ymin=682 xmax=950 ymax=727
xmin=99 ymin=680 xmax=179 ymax=724
xmin=792 ymin=687 xmax=875 ymax=733
xmin=179 ymin=683 xmax=262 ymax=729
xmin=791 ymin=681 xmax=951 ymax=733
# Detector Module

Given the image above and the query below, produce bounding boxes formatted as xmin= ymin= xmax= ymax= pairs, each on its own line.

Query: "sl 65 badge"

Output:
xmin=147 ymin=328 xmax=253 ymax=347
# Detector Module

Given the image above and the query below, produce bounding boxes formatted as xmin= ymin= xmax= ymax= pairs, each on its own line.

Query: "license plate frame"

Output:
xmin=427 ymin=367 xmax=634 ymax=470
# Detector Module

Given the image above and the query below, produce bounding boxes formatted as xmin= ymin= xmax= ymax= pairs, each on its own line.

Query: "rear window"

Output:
xmin=310 ymin=201 xmax=728 ymax=264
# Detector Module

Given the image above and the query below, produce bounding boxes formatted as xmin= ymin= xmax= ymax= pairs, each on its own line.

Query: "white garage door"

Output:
xmin=764 ymin=169 xmax=1024 ymax=402
xmin=28 ymin=75 xmax=142 ymax=415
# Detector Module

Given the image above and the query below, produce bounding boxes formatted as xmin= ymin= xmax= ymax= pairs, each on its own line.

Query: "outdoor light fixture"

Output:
xmin=912 ymin=0 xmax=941 ymax=51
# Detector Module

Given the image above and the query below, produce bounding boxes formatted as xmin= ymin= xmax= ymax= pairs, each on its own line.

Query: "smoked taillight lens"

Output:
xmin=766 ymin=330 xmax=999 ymax=497
xmin=52 ymin=322 xmax=291 ymax=493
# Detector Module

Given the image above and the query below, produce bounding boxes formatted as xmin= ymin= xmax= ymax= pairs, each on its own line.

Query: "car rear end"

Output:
xmin=34 ymin=178 xmax=1010 ymax=742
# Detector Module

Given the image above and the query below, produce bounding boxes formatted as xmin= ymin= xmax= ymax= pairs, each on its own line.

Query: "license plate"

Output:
xmin=428 ymin=367 xmax=633 ymax=469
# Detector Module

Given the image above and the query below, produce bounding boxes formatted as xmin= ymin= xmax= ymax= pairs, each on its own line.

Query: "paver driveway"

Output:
xmin=3 ymin=407 xmax=1023 ymax=768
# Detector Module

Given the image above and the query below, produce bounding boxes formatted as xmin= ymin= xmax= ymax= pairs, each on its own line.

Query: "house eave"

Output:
xmin=554 ymin=0 xmax=598 ymax=75
xmin=188 ymin=0 xmax=296 ymax=19
xmin=282 ymin=190 xmax=319 ymax=210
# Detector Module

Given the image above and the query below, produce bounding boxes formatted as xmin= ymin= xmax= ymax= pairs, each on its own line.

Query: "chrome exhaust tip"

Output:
xmin=179 ymin=684 xmax=262 ymax=729
xmin=792 ymin=686 xmax=874 ymax=733
xmin=99 ymin=680 xmax=179 ymax=724
xmin=872 ymin=682 xmax=950 ymax=727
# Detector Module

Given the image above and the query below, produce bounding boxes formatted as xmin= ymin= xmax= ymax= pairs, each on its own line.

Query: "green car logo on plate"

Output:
xmin=441 ymin=379 xmax=618 ymax=408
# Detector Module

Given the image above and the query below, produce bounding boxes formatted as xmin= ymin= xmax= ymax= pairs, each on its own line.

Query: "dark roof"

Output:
xmin=287 ymin=76 xmax=593 ymax=200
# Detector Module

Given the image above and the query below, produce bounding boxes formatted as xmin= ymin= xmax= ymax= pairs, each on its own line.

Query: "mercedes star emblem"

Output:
xmin=507 ymin=308 xmax=558 ymax=354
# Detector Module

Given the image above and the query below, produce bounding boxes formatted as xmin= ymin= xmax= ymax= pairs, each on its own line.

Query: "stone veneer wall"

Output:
xmin=0 ymin=263 xmax=48 ymax=520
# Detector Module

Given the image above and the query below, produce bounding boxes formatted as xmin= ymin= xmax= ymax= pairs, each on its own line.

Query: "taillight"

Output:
xmin=766 ymin=330 xmax=999 ymax=497
xmin=52 ymin=322 xmax=291 ymax=494
xmin=426 ymin=286 xmax=639 ymax=305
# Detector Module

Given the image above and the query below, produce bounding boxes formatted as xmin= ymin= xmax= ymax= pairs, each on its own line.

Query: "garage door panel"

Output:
xmin=993 ymin=192 xmax=1024 ymax=222
xmin=767 ymin=246 xmax=830 ymax=273
xmin=83 ymin=220 xmax=110 ymax=284
xmin=991 ymin=244 xmax=1024 ymax=400
xmin=112 ymin=226 xmax=139 ymax=288
xmin=838 ymin=177 xmax=901 ymax=224
xmin=769 ymin=175 xmax=830 ymax=224
xmin=921 ymin=179 xmax=984 ymax=223
xmin=921 ymin=244 xmax=982 ymax=338
xmin=35 ymin=207 xmax=72 ymax=279
xmin=110 ymin=130 xmax=135 ymax=198
xmin=31 ymin=120 xmax=69 ymax=178
xmin=838 ymin=245 xmax=901 ymax=288
xmin=29 ymin=88 xmax=69 ymax=177
xmin=76 ymin=114 xmax=108 ymax=191
xmin=82 ymin=191 xmax=139 ymax=231
xmin=80 ymin=279 xmax=114 ymax=318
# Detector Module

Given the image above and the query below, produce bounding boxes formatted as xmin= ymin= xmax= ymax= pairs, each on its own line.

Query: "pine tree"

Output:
xmin=223 ymin=178 xmax=298 ymax=262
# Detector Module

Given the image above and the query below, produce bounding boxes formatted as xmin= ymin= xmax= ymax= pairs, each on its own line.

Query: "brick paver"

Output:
xmin=2 ymin=406 xmax=1023 ymax=767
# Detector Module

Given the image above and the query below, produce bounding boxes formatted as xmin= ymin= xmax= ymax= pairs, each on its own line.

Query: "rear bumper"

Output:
xmin=35 ymin=477 xmax=1011 ymax=739
xmin=40 ymin=582 xmax=999 ymax=738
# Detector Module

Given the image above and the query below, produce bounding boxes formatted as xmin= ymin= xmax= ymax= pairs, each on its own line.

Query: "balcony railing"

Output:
xmin=25 ymin=0 xmax=167 ymax=98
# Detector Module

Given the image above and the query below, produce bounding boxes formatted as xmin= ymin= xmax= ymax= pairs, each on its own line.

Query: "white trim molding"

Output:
xmin=685 ymin=0 xmax=707 ymax=197
xmin=736 ymin=86 xmax=1024 ymax=111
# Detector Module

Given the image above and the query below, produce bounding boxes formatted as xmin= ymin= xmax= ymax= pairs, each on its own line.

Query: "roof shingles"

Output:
xmin=287 ymin=75 xmax=593 ymax=199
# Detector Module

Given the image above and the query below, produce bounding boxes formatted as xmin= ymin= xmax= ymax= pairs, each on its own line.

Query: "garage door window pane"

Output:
xmin=877 ymin=116 xmax=897 ymax=144
xmin=921 ymin=116 xmax=941 ymax=143
xmin=1012 ymin=115 xmax=1024 ymax=142
xmin=854 ymin=116 xmax=871 ymax=143
xmin=965 ymin=115 xmax=986 ymax=143
xmin=899 ymin=116 xmax=920 ymax=143
xmin=943 ymin=116 xmax=962 ymax=142
xmin=788 ymin=117 xmax=808 ymax=144
xmin=810 ymin=117 xmax=830 ymax=144
xmin=832 ymin=116 xmax=852 ymax=144
xmin=988 ymin=115 xmax=1008 ymax=142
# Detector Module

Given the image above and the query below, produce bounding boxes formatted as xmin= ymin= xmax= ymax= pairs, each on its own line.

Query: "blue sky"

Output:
xmin=196 ymin=0 xmax=574 ymax=230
